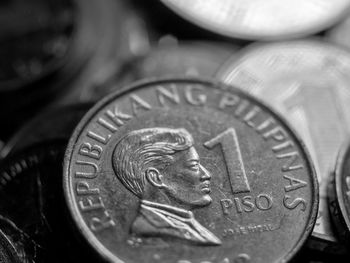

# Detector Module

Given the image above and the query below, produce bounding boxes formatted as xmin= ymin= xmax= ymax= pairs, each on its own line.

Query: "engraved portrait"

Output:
xmin=112 ymin=128 xmax=221 ymax=246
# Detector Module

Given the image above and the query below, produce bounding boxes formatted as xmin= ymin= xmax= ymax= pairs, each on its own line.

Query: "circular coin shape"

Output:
xmin=329 ymin=141 xmax=350 ymax=246
xmin=88 ymin=41 xmax=238 ymax=101
xmin=160 ymin=0 xmax=350 ymax=40
xmin=64 ymin=78 xmax=318 ymax=263
xmin=216 ymin=40 xmax=350 ymax=251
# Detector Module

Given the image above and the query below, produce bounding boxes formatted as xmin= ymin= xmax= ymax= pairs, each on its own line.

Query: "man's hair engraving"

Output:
xmin=112 ymin=127 xmax=221 ymax=245
xmin=112 ymin=128 xmax=193 ymax=198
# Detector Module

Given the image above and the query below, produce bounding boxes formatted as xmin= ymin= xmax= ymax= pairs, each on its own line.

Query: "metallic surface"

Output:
xmin=0 ymin=141 xmax=98 ymax=263
xmin=133 ymin=42 xmax=238 ymax=78
xmin=217 ymin=40 xmax=350 ymax=249
xmin=64 ymin=78 xmax=318 ymax=263
xmin=327 ymin=13 xmax=350 ymax=50
xmin=89 ymin=42 xmax=238 ymax=100
xmin=61 ymin=0 xmax=152 ymax=103
xmin=161 ymin=0 xmax=350 ymax=40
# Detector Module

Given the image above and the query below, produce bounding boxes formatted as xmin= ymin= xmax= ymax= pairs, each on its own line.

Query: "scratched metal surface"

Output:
xmin=64 ymin=78 xmax=318 ymax=263
xmin=217 ymin=39 xmax=350 ymax=251
xmin=161 ymin=0 xmax=350 ymax=40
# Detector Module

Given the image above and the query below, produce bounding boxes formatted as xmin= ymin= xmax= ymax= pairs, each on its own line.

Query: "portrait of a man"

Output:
xmin=112 ymin=127 xmax=221 ymax=246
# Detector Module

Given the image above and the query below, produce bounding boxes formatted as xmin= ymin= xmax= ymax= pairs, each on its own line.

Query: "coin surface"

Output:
xmin=64 ymin=78 xmax=318 ymax=263
xmin=161 ymin=0 xmax=350 ymax=40
xmin=133 ymin=42 xmax=238 ymax=78
xmin=0 ymin=103 xmax=92 ymax=159
xmin=328 ymin=141 xmax=350 ymax=246
xmin=89 ymin=42 xmax=238 ymax=100
xmin=0 ymin=229 xmax=20 ymax=263
xmin=217 ymin=40 xmax=350 ymax=250
xmin=0 ymin=141 xmax=98 ymax=263
xmin=327 ymin=13 xmax=350 ymax=50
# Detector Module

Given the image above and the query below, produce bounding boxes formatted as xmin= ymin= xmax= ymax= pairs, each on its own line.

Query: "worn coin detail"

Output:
xmin=217 ymin=40 xmax=350 ymax=250
xmin=64 ymin=78 xmax=318 ymax=263
xmin=161 ymin=0 xmax=350 ymax=40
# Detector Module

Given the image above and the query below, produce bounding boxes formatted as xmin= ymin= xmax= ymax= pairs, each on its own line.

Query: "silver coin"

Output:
xmin=60 ymin=0 xmax=151 ymax=103
xmin=83 ymin=41 xmax=239 ymax=101
xmin=135 ymin=41 xmax=239 ymax=78
xmin=217 ymin=39 xmax=350 ymax=251
xmin=161 ymin=0 xmax=350 ymax=40
xmin=63 ymin=78 xmax=318 ymax=263
xmin=327 ymin=12 xmax=350 ymax=50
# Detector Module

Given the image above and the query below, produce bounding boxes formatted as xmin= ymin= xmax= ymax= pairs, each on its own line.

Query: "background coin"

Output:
xmin=64 ymin=78 xmax=318 ymax=263
xmin=328 ymin=141 xmax=350 ymax=247
xmin=327 ymin=13 xmax=350 ymax=50
xmin=0 ymin=0 xmax=75 ymax=90
xmin=160 ymin=0 xmax=350 ymax=40
xmin=59 ymin=0 xmax=152 ymax=103
xmin=89 ymin=41 xmax=238 ymax=100
xmin=217 ymin=40 xmax=350 ymax=252
xmin=0 ymin=141 xmax=99 ymax=263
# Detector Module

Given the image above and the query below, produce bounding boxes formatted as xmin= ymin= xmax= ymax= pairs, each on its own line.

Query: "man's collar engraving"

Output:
xmin=132 ymin=200 xmax=221 ymax=246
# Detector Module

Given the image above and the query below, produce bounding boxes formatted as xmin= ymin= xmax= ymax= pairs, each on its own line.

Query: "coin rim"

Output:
xmin=216 ymin=37 xmax=350 ymax=81
xmin=160 ymin=0 xmax=350 ymax=40
xmin=63 ymin=77 xmax=319 ymax=263
xmin=216 ymin=37 xmax=350 ymax=244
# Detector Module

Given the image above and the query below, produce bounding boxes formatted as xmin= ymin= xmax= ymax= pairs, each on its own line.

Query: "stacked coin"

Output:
xmin=2 ymin=1 xmax=350 ymax=262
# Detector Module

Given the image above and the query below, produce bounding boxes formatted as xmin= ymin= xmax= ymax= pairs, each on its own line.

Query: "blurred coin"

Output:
xmin=0 ymin=0 xmax=75 ymax=90
xmin=0 ymin=141 xmax=98 ymax=263
xmin=0 ymin=103 xmax=92 ymax=159
xmin=328 ymin=141 xmax=350 ymax=247
xmin=134 ymin=41 xmax=239 ymax=78
xmin=60 ymin=0 xmax=152 ymax=103
xmin=161 ymin=0 xmax=350 ymax=40
xmin=64 ymin=78 xmax=318 ymax=263
xmin=0 ymin=0 xmax=77 ymax=137
xmin=88 ymin=41 xmax=238 ymax=100
xmin=217 ymin=40 xmax=350 ymax=252
xmin=0 ymin=229 xmax=21 ymax=263
xmin=327 ymin=13 xmax=350 ymax=50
